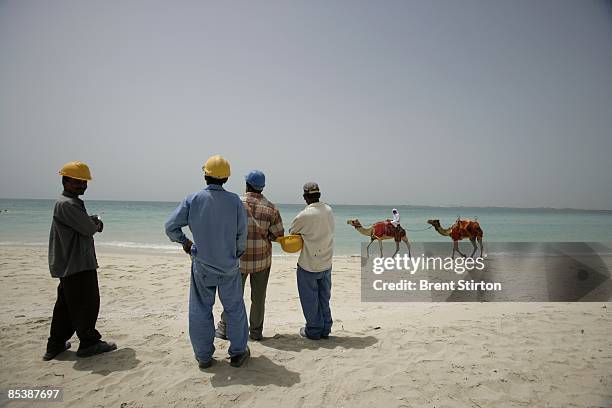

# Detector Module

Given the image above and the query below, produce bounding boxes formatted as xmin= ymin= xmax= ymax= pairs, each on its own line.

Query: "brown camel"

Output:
xmin=347 ymin=219 xmax=411 ymax=257
xmin=427 ymin=219 xmax=484 ymax=258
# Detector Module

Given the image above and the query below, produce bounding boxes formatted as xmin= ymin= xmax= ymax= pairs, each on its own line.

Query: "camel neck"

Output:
xmin=435 ymin=225 xmax=451 ymax=236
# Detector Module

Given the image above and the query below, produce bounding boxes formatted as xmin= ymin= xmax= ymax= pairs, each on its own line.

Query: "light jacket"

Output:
xmin=289 ymin=202 xmax=334 ymax=272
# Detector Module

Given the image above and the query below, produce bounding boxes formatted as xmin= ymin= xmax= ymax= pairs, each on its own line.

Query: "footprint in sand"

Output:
xmin=424 ymin=341 xmax=445 ymax=354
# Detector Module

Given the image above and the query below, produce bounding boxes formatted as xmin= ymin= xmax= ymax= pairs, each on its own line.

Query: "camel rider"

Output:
xmin=390 ymin=208 xmax=401 ymax=233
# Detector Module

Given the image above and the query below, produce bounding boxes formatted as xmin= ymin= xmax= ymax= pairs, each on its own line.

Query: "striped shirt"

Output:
xmin=240 ymin=192 xmax=284 ymax=274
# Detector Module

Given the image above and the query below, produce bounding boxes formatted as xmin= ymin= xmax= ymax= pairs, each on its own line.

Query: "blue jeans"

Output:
xmin=189 ymin=264 xmax=248 ymax=362
xmin=296 ymin=265 xmax=333 ymax=339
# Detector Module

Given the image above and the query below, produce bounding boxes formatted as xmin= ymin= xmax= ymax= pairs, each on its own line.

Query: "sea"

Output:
xmin=1 ymin=198 xmax=611 ymax=256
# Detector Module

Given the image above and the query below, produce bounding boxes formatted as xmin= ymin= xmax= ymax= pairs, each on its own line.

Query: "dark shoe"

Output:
xmin=198 ymin=358 xmax=215 ymax=369
xmin=43 ymin=341 xmax=71 ymax=361
xmin=76 ymin=341 xmax=117 ymax=357
xmin=215 ymin=329 xmax=228 ymax=340
xmin=229 ymin=346 xmax=250 ymax=368
xmin=249 ymin=332 xmax=263 ymax=341
xmin=321 ymin=334 xmax=330 ymax=339
xmin=299 ymin=327 xmax=320 ymax=340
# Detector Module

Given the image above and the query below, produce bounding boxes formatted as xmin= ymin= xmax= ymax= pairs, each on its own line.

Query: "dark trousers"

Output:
xmin=47 ymin=269 xmax=102 ymax=352
xmin=297 ymin=265 xmax=332 ymax=339
xmin=218 ymin=268 xmax=271 ymax=337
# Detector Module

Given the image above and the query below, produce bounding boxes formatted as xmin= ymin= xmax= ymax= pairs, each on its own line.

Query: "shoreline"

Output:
xmin=0 ymin=243 xmax=363 ymax=258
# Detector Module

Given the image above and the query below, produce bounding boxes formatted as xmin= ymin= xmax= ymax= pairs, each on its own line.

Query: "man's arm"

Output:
xmin=55 ymin=202 xmax=99 ymax=237
xmin=236 ymin=200 xmax=247 ymax=258
xmin=267 ymin=209 xmax=285 ymax=241
xmin=289 ymin=211 xmax=305 ymax=235
xmin=165 ymin=197 xmax=192 ymax=253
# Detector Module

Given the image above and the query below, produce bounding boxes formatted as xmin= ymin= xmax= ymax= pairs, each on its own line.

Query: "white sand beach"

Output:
xmin=1 ymin=246 xmax=611 ymax=407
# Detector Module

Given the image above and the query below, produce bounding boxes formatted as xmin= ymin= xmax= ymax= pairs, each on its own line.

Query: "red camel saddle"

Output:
xmin=450 ymin=220 xmax=483 ymax=241
xmin=373 ymin=221 xmax=402 ymax=241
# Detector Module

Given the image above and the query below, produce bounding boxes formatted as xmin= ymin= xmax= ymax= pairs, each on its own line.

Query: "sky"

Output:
xmin=1 ymin=0 xmax=611 ymax=209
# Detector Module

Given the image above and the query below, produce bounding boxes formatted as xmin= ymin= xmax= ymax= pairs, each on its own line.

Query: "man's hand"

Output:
xmin=182 ymin=240 xmax=193 ymax=255
xmin=91 ymin=215 xmax=103 ymax=233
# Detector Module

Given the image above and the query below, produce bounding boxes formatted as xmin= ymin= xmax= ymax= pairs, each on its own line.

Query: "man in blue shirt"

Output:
xmin=165 ymin=155 xmax=250 ymax=368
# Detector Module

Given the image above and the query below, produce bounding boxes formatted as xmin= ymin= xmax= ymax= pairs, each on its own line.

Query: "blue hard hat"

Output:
xmin=245 ymin=170 xmax=265 ymax=190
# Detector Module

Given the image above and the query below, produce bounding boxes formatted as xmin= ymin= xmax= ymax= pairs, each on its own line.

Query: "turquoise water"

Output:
xmin=1 ymin=198 xmax=611 ymax=255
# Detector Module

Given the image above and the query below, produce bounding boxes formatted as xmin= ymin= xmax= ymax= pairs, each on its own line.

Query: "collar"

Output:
xmin=307 ymin=201 xmax=324 ymax=208
xmin=245 ymin=192 xmax=263 ymax=198
xmin=205 ymin=184 xmax=225 ymax=191
xmin=62 ymin=190 xmax=80 ymax=199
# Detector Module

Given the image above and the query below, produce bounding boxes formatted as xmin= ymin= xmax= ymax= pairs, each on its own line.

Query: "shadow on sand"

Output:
xmin=259 ymin=333 xmax=378 ymax=352
xmin=209 ymin=355 xmax=300 ymax=388
xmin=55 ymin=347 xmax=141 ymax=375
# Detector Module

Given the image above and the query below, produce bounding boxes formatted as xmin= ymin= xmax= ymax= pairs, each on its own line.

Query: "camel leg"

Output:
xmin=379 ymin=240 xmax=384 ymax=258
xmin=469 ymin=237 xmax=477 ymax=258
xmin=403 ymin=236 xmax=411 ymax=258
xmin=392 ymin=241 xmax=399 ymax=257
xmin=453 ymin=241 xmax=466 ymax=259
xmin=366 ymin=238 xmax=375 ymax=257
xmin=478 ymin=237 xmax=484 ymax=257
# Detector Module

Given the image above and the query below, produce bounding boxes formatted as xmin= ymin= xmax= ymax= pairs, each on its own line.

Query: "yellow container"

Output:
xmin=276 ymin=235 xmax=303 ymax=253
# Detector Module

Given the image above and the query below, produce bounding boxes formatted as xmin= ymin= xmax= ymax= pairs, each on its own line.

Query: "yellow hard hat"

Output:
xmin=59 ymin=161 xmax=92 ymax=181
xmin=203 ymin=155 xmax=231 ymax=179
xmin=276 ymin=235 xmax=303 ymax=253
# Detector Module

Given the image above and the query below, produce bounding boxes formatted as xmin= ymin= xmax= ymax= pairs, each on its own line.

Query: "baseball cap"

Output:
xmin=303 ymin=182 xmax=320 ymax=194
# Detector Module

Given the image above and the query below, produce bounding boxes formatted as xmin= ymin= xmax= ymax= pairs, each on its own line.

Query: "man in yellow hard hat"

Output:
xmin=44 ymin=161 xmax=117 ymax=361
xmin=165 ymin=155 xmax=250 ymax=368
xmin=289 ymin=182 xmax=335 ymax=340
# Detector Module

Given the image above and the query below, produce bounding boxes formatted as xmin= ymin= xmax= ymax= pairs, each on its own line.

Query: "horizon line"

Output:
xmin=1 ymin=197 xmax=611 ymax=213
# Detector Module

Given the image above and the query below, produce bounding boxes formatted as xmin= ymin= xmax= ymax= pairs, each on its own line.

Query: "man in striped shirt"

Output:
xmin=216 ymin=170 xmax=284 ymax=341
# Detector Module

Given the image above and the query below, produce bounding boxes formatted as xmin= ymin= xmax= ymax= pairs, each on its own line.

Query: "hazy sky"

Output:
xmin=1 ymin=0 xmax=611 ymax=209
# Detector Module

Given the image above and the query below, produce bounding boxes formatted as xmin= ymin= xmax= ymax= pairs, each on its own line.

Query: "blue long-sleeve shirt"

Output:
xmin=165 ymin=185 xmax=247 ymax=281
